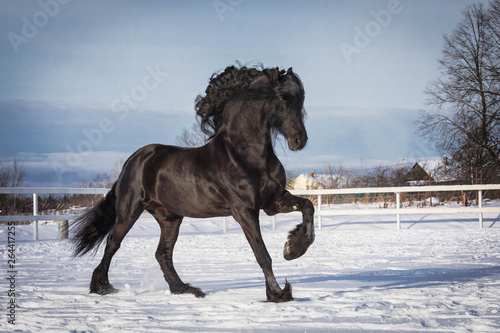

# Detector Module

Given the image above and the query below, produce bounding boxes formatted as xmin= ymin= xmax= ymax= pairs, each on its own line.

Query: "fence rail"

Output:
xmin=0 ymin=187 xmax=109 ymax=195
xmin=1 ymin=184 xmax=500 ymax=240
xmin=0 ymin=187 xmax=109 ymax=240
xmin=290 ymin=184 xmax=500 ymax=230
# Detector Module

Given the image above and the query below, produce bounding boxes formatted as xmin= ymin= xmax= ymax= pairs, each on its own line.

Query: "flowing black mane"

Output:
xmin=195 ymin=64 xmax=304 ymax=139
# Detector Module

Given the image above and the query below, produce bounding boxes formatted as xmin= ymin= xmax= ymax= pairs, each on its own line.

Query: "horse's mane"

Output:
xmin=195 ymin=64 xmax=289 ymax=139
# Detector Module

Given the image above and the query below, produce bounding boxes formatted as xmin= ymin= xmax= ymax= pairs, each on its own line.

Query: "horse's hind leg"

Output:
xmin=152 ymin=212 xmax=206 ymax=298
xmin=90 ymin=208 xmax=142 ymax=295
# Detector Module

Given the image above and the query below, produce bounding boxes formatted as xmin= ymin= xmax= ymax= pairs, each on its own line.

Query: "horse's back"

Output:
xmin=115 ymin=143 xmax=187 ymax=197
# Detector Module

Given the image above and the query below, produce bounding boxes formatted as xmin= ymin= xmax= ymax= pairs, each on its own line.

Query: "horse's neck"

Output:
xmin=221 ymin=101 xmax=274 ymax=169
xmin=222 ymin=130 xmax=273 ymax=168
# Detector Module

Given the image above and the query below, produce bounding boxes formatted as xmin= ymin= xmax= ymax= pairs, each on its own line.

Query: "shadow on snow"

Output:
xmin=289 ymin=266 xmax=500 ymax=293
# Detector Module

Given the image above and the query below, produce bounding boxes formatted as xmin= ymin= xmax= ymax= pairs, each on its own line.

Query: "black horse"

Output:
xmin=71 ymin=65 xmax=315 ymax=302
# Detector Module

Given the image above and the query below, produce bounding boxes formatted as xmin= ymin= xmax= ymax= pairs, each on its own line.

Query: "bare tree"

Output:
xmin=74 ymin=173 xmax=112 ymax=208
xmin=349 ymin=165 xmax=407 ymax=188
xmin=0 ymin=157 xmax=26 ymax=188
xmin=368 ymin=166 xmax=392 ymax=188
xmin=12 ymin=156 xmax=26 ymax=187
xmin=91 ymin=173 xmax=112 ymax=188
xmin=0 ymin=156 xmax=28 ymax=215
xmin=0 ymin=158 xmax=12 ymax=187
xmin=112 ymin=158 xmax=125 ymax=181
xmin=486 ymin=0 xmax=500 ymax=78
xmin=175 ymin=123 xmax=207 ymax=148
xmin=321 ymin=162 xmax=351 ymax=189
xmin=417 ymin=1 xmax=500 ymax=183
xmin=389 ymin=163 xmax=411 ymax=187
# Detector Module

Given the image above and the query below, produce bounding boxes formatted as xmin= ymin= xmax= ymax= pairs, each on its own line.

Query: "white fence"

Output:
xmin=1 ymin=184 xmax=500 ymax=240
xmin=0 ymin=187 xmax=108 ymax=240
xmin=290 ymin=184 xmax=500 ymax=230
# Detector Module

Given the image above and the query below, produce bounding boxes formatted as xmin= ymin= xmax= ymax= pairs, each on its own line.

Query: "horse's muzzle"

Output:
xmin=288 ymin=134 xmax=308 ymax=151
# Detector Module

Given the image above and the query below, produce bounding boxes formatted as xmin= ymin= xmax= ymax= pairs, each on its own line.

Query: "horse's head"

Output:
xmin=195 ymin=65 xmax=308 ymax=151
xmin=269 ymin=68 xmax=308 ymax=151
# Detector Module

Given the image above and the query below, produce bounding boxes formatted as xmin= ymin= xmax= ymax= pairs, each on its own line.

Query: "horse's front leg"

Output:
xmin=264 ymin=190 xmax=315 ymax=260
xmin=234 ymin=208 xmax=294 ymax=303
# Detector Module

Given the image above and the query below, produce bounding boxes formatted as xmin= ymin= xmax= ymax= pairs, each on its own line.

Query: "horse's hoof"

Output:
xmin=90 ymin=283 xmax=119 ymax=295
xmin=283 ymin=223 xmax=314 ymax=260
xmin=171 ymin=283 xmax=206 ymax=298
xmin=267 ymin=280 xmax=294 ymax=303
xmin=189 ymin=286 xmax=207 ymax=298
xmin=283 ymin=236 xmax=314 ymax=260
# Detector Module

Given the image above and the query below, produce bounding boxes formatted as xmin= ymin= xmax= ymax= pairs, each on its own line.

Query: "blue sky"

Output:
xmin=0 ymin=0 xmax=480 ymax=186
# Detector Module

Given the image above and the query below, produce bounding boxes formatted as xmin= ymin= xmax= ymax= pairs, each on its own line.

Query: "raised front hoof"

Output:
xmin=90 ymin=283 xmax=119 ymax=295
xmin=266 ymin=280 xmax=294 ymax=303
xmin=171 ymin=283 xmax=206 ymax=298
xmin=283 ymin=223 xmax=314 ymax=260
xmin=283 ymin=240 xmax=311 ymax=260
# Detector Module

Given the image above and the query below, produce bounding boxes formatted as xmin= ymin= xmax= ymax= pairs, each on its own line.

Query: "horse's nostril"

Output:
xmin=295 ymin=138 xmax=301 ymax=147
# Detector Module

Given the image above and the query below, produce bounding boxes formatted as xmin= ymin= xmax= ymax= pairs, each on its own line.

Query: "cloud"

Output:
xmin=17 ymin=151 xmax=131 ymax=187
xmin=0 ymin=99 xmax=194 ymax=156
xmin=0 ymin=99 xmax=195 ymax=186
xmin=303 ymin=106 xmax=423 ymax=160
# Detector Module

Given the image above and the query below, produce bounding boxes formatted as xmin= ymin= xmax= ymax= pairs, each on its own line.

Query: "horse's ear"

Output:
xmin=286 ymin=67 xmax=294 ymax=75
xmin=270 ymin=67 xmax=280 ymax=82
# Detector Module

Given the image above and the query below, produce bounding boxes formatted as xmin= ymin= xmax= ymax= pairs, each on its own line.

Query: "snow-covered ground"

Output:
xmin=2 ymin=202 xmax=500 ymax=332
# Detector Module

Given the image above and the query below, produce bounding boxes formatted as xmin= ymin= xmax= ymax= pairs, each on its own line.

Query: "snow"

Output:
xmin=2 ymin=202 xmax=500 ymax=332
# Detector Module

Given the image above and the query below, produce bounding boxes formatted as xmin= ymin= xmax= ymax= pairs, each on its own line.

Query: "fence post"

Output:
xmin=478 ymin=190 xmax=483 ymax=228
xmin=318 ymin=194 xmax=322 ymax=230
xmin=396 ymin=192 xmax=401 ymax=229
xmin=223 ymin=216 xmax=228 ymax=233
xmin=33 ymin=193 xmax=38 ymax=240
xmin=59 ymin=220 xmax=69 ymax=239
xmin=429 ymin=173 xmax=432 ymax=207
xmin=272 ymin=215 xmax=276 ymax=231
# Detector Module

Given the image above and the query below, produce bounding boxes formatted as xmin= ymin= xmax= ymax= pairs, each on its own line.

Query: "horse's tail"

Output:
xmin=71 ymin=183 xmax=117 ymax=257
